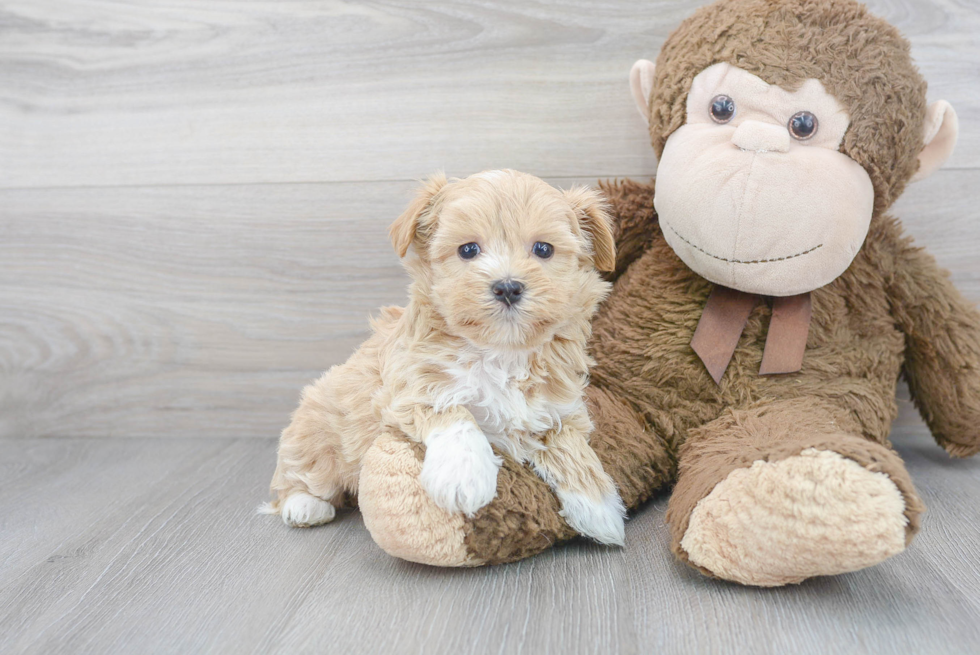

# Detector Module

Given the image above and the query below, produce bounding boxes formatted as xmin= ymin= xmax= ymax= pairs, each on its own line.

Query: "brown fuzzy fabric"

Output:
xmin=598 ymin=179 xmax=659 ymax=280
xmin=451 ymin=0 xmax=980 ymax=573
xmin=444 ymin=174 xmax=980 ymax=563
xmin=665 ymin=397 xmax=925 ymax=576
xmin=460 ymin=386 xmax=674 ymax=564
xmin=888 ymin=242 xmax=980 ymax=458
xmin=648 ymin=0 xmax=927 ymax=215
xmin=360 ymin=0 xmax=980 ymax=580
xmin=367 ymin=216 xmax=980 ymax=574
xmin=451 ymin=173 xmax=980 ymax=568
xmin=462 ymin=445 xmax=576 ymax=565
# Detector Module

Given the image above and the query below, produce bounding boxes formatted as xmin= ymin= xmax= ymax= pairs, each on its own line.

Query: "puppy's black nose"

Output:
xmin=491 ymin=279 xmax=525 ymax=306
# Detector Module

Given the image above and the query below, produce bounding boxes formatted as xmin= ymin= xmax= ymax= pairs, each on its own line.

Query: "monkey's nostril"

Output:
xmin=491 ymin=280 xmax=525 ymax=306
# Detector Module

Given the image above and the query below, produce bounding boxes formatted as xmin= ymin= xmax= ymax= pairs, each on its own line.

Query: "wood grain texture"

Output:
xmin=1 ymin=181 xmax=412 ymax=438
xmin=0 ymin=438 xmax=638 ymax=655
xmin=2 ymin=1 xmax=979 ymax=652
xmin=0 ymin=176 xmax=590 ymax=438
xmin=0 ymin=0 xmax=978 ymax=190
xmin=2 ymin=0 xmax=978 ymax=440
xmin=1 ymin=431 xmax=977 ymax=654
xmin=1 ymin=170 xmax=977 ymax=439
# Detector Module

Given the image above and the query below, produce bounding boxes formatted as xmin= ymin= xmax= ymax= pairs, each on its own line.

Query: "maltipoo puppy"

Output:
xmin=262 ymin=169 xmax=626 ymax=545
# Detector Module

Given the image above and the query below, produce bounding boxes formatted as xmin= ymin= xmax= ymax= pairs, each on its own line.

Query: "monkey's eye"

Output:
xmin=709 ymin=95 xmax=736 ymax=123
xmin=458 ymin=242 xmax=481 ymax=260
xmin=532 ymin=242 xmax=554 ymax=259
xmin=788 ymin=111 xmax=818 ymax=140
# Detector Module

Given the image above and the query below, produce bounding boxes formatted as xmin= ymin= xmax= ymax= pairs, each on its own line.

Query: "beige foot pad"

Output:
xmin=680 ymin=448 xmax=908 ymax=586
xmin=359 ymin=434 xmax=483 ymax=567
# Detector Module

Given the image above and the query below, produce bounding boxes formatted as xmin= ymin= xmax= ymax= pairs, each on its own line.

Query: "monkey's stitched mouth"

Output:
xmin=662 ymin=221 xmax=823 ymax=264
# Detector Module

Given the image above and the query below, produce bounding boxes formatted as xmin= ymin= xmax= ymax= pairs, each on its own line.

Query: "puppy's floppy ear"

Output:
xmin=564 ymin=186 xmax=616 ymax=272
xmin=389 ymin=173 xmax=449 ymax=257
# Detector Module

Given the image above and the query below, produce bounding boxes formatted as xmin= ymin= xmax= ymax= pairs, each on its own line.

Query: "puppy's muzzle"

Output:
xmin=491 ymin=279 xmax=525 ymax=307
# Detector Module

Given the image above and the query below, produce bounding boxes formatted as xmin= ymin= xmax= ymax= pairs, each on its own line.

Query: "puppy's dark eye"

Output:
xmin=709 ymin=95 xmax=735 ymax=123
xmin=788 ymin=111 xmax=818 ymax=140
xmin=532 ymin=242 xmax=554 ymax=259
xmin=458 ymin=242 xmax=481 ymax=260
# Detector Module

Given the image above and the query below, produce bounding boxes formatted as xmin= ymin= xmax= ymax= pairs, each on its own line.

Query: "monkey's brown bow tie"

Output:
xmin=691 ymin=285 xmax=812 ymax=384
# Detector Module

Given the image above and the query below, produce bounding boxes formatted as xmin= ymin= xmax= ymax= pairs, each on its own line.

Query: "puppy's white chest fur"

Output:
xmin=434 ymin=347 xmax=580 ymax=462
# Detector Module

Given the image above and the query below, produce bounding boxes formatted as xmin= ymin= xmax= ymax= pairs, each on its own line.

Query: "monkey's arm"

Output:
xmin=598 ymin=178 xmax=660 ymax=280
xmin=889 ymin=231 xmax=980 ymax=457
xmin=385 ymin=397 xmax=501 ymax=516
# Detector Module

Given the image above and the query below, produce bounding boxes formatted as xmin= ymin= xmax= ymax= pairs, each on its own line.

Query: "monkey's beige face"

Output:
xmin=425 ymin=172 xmax=605 ymax=349
xmin=654 ymin=63 xmax=875 ymax=296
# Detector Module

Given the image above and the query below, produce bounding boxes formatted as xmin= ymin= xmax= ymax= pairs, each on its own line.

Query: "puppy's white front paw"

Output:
xmin=420 ymin=422 xmax=502 ymax=517
xmin=280 ymin=492 xmax=336 ymax=528
xmin=557 ymin=489 xmax=627 ymax=546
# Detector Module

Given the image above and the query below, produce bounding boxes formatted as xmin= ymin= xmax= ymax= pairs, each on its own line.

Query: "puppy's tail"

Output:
xmin=256 ymin=500 xmax=281 ymax=516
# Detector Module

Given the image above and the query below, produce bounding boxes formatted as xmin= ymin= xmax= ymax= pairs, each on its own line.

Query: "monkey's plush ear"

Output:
xmin=630 ymin=59 xmax=657 ymax=126
xmin=911 ymin=100 xmax=959 ymax=183
xmin=564 ymin=187 xmax=616 ymax=272
xmin=389 ymin=173 xmax=449 ymax=257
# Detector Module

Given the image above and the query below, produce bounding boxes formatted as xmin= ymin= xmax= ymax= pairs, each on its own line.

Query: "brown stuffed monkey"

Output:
xmin=354 ymin=0 xmax=980 ymax=586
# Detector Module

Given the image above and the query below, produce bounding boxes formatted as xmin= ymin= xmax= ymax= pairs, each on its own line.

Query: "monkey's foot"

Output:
xmin=679 ymin=448 xmax=910 ymax=586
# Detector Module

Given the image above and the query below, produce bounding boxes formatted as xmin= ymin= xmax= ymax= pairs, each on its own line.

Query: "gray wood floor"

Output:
xmin=2 ymin=426 xmax=979 ymax=655
xmin=2 ymin=0 xmax=980 ymax=439
xmin=3 ymin=0 xmax=980 ymax=653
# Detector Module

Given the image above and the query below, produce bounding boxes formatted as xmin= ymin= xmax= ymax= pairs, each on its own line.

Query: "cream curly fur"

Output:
xmin=263 ymin=170 xmax=626 ymax=544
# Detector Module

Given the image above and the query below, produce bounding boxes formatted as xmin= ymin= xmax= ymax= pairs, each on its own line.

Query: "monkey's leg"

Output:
xmin=358 ymin=386 xmax=674 ymax=566
xmin=667 ymin=397 xmax=924 ymax=586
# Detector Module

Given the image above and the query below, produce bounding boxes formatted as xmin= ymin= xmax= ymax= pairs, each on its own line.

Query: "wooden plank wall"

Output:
xmin=2 ymin=0 xmax=979 ymax=439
